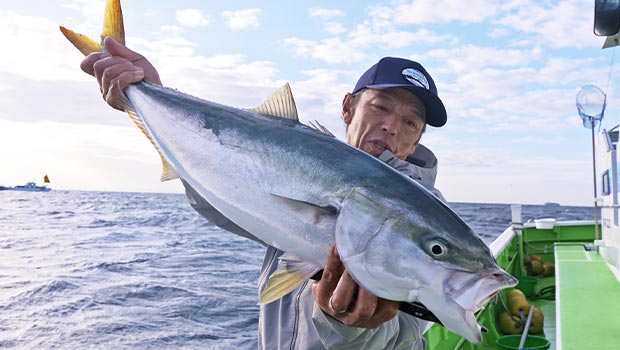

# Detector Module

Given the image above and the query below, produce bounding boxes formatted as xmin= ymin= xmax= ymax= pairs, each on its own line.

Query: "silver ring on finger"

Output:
xmin=329 ymin=296 xmax=348 ymax=315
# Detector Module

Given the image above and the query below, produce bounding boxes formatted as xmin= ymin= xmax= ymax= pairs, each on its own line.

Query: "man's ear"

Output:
xmin=342 ymin=93 xmax=354 ymax=125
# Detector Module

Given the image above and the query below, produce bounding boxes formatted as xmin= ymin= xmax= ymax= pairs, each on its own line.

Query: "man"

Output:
xmin=81 ymin=37 xmax=447 ymax=350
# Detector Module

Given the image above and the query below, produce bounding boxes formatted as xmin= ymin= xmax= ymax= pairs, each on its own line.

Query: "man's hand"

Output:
xmin=80 ymin=36 xmax=162 ymax=110
xmin=311 ymin=245 xmax=399 ymax=328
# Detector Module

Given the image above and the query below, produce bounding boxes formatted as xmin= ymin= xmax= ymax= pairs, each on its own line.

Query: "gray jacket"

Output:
xmin=183 ymin=147 xmax=442 ymax=350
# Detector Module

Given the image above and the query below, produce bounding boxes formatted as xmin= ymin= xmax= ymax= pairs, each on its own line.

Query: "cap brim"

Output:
xmin=365 ymin=83 xmax=447 ymax=127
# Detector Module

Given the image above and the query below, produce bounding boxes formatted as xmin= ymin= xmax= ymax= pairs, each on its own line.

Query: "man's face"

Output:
xmin=343 ymin=88 xmax=426 ymax=160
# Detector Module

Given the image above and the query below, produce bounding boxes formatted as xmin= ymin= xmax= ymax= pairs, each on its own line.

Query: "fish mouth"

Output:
xmin=418 ymin=270 xmax=517 ymax=344
xmin=448 ymin=270 xmax=517 ymax=312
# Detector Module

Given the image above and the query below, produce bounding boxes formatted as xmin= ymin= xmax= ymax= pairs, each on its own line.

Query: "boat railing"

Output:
xmin=489 ymin=226 xmax=515 ymax=258
xmin=597 ymin=204 xmax=620 ymax=209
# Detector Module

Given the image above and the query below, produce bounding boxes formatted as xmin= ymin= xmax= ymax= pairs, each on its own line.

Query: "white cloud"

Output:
xmin=488 ymin=27 xmax=511 ymax=38
xmin=283 ymin=37 xmax=367 ymax=64
xmin=323 ymin=22 xmax=346 ymax=35
xmin=60 ymin=0 xmax=106 ymax=25
xmin=154 ymin=52 xmax=282 ymax=108
xmin=222 ymin=8 xmax=261 ymax=31
xmin=0 ymin=10 xmax=90 ymax=81
xmin=536 ymin=57 xmax=608 ymax=86
xmin=370 ymin=0 xmax=500 ymax=25
xmin=496 ymin=0 xmax=601 ymax=49
xmin=310 ymin=8 xmax=344 ymax=19
xmin=289 ymin=69 xmax=353 ymax=139
xmin=284 ymin=27 xmax=453 ymax=63
xmin=420 ymin=43 xmax=611 ymax=135
xmin=176 ymin=9 xmax=209 ymax=28
xmin=426 ymin=45 xmax=542 ymax=73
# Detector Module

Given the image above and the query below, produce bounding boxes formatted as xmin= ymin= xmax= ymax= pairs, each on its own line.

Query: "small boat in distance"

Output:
xmin=0 ymin=175 xmax=52 ymax=192
xmin=13 ymin=182 xmax=51 ymax=192
xmin=543 ymin=201 xmax=560 ymax=207
xmin=0 ymin=181 xmax=52 ymax=192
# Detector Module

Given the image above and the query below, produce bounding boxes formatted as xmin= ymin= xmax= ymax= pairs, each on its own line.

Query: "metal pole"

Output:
xmin=591 ymin=121 xmax=600 ymax=241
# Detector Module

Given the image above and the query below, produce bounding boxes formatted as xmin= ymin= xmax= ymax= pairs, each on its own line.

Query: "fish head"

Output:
xmin=335 ymin=187 xmax=517 ymax=343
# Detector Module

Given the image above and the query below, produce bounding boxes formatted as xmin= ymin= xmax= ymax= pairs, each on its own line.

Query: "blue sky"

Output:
xmin=0 ymin=0 xmax=618 ymax=206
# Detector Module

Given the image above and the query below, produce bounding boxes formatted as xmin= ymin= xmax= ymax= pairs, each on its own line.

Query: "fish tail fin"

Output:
xmin=61 ymin=0 xmax=177 ymax=183
xmin=59 ymin=0 xmax=125 ymax=56
xmin=259 ymin=254 xmax=321 ymax=304
xmin=120 ymin=85 xmax=179 ymax=182
xmin=101 ymin=0 xmax=125 ymax=45
xmin=59 ymin=26 xmax=101 ymax=56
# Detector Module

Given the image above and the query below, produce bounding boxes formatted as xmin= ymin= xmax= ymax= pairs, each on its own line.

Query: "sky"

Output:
xmin=1 ymin=0 xmax=618 ymax=206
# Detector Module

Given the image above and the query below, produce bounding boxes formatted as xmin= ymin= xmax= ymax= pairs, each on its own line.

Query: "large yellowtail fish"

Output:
xmin=60 ymin=0 xmax=517 ymax=343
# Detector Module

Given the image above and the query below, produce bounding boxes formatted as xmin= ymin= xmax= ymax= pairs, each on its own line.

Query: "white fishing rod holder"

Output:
xmin=511 ymin=204 xmax=526 ymax=276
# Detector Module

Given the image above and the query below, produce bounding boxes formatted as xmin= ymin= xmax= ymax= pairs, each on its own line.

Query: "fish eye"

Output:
xmin=427 ymin=240 xmax=448 ymax=259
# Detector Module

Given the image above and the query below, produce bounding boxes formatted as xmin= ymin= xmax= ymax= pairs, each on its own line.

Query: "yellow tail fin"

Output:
xmin=59 ymin=0 xmax=125 ymax=56
xmin=59 ymin=0 xmax=178 ymax=183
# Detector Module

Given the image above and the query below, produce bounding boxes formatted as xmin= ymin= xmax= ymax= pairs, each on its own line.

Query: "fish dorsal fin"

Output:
xmin=307 ymin=120 xmax=336 ymax=137
xmin=120 ymin=86 xmax=179 ymax=182
xmin=251 ymin=83 xmax=299 ymax=121
xmin=259 ymin=253 xmax=321 ymax=304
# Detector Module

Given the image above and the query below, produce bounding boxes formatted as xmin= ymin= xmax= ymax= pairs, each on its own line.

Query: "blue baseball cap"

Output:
xmin=352 ymin=57 xmax=447 ymax=127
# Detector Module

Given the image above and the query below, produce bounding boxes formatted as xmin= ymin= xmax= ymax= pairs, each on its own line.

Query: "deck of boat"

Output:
xmin=555 ymin=244 xmax=620 ymax=350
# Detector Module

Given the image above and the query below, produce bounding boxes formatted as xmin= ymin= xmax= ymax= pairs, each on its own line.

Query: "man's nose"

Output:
xmin=381 ymin=114 xmax=398 ymax=135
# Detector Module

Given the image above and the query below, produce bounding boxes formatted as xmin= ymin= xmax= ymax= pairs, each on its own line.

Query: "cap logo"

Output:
xmin=402 ymin=68 xmax=429 ymax=90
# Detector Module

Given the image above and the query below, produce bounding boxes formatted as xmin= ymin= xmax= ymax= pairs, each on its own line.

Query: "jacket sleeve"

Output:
xmin=310 ymin=302 xmax=427 ymax=350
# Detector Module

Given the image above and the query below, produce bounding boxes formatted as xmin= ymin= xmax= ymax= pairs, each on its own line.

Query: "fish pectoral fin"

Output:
xmin=251 ymin=83 xmax=299 ymax=121
xmin=270 ymin=193 xmax=338 ymax=223
xmin=334 ymin=188 xmax=391 ymax=276
xmin=259 ymin=255 xmax=321 ymax=304
xmin=121 ymin=88 xmax=180 ymax=182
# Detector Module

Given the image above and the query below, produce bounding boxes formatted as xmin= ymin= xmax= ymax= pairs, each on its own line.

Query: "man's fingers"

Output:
xmin=310 ymin=246 xmax=400 ymax=329
xmin=330 ymin=271 xmax=356 ymax=315
xmin=101 ymin=64 xmax=144 ymax=98
xmin=94 ymin=56 xmax=128 ymax=89
xmin=315 ymin=246 xmax=344 ymax=297
xmin=80 ymin=52 xmax=109 ymax=76
xmin=79 ymin=37 xmax=160 ymax=111
xmin=312 ymin=246 xmax=348 ymax=317
xmin=94 ymin=57 xmax=143 ymax=94
xmin=105 ymin=85 xmax=123 ymax=111
xmin=349 ymin=296 xmax=399 ymax=329
xmin=103 ymin=36 xmax=145 ymax=62
xmin=374 ymin=299 xmax=399 ymax=322
xmin=103 ymin=70 xmax=144 ymax=111
xmin=348 ymin=286 xmax=378 ymax=324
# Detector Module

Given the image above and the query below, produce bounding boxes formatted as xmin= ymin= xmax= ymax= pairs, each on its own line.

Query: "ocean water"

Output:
xmin=0 ymin=190 xmax=594 ymax=349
